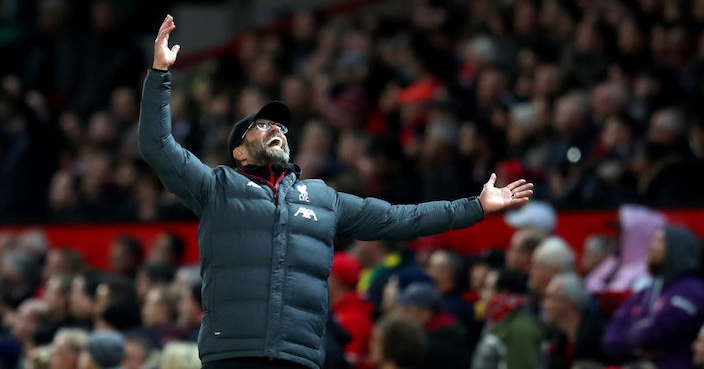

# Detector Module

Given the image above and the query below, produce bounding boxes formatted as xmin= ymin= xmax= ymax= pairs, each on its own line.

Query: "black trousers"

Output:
xmin=202 ymin=357 xmax=310 ymax=369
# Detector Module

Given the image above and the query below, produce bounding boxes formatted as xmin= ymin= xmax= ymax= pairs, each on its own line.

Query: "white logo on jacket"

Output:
xmin=246 ymin=181 xmax=262 ymax=189
xmin=294 ymin=206 xmax=317 ymax=221
xmin=296 ymin=184 xmax=310 ymax=202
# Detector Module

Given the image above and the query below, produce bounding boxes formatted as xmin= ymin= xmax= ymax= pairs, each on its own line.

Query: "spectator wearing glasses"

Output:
xmin=138 ymin=15 xmax=534 ymax=369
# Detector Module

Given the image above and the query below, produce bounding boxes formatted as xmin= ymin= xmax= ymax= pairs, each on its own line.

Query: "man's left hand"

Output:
xmin=478 ymin=173 xmax=534 ymax=214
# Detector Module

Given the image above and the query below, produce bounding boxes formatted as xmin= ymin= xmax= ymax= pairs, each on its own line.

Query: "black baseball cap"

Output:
xmin=226 ymin=101 xmax=292 ymax=155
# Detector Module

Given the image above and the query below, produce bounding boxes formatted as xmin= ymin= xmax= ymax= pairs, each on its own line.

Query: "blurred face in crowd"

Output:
xmin=12 ymin=299 xmax=45 ymax=344
xmin=44 ymin=276 xmax=70 ymax=317
xmin=506 ymin=230 xmax=533 ymax=275
xmin=43 ymin=250 xmax=67 ymax=282
xmin=529 ymin=256 xmax=558 ymax=296
xmin=480 ymin=270 xmax=498 ymax=304
xmin=109 ymin=242 xmax=137 ymax=276
xmin=70 ymin=276 xmax=94 ymax=320
xmin=542 ymin=278 xmax=567 ymax=324
xmin=580 ymin=248 xmax=605 ymax=276
xmin=178 ymin=286 xmax=202 ymax=327
xmin=426 ymin=251 xmax=453 ymax=294
xmin=50 ymin=334 xmax=81 ymax=369
xmin=142 ymin=288 xmax=168 ymax=327
xmin=148 ymin=234 xmax=176 ymax=266
xmin=470 ymin=263 xmax=491 ymax=292
xmin=122 ymin=339 xmax=148 ymax=369
xmin=647 ymin=229 xmax=666 ymax=276
xmin=693 ymin=325 xmax=704 ymax=365
xmin=600 ymin=116 xmax=633 ymax=153
xmin=239 ymin=119 xmax=290 ymax=166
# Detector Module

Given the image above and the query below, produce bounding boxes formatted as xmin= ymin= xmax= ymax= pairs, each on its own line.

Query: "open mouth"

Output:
xmin=266 ymin=136 xmax=284 ymax=149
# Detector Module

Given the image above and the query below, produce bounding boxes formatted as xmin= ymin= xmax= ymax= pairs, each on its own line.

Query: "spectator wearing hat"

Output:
xmin=79 ymin=331 xmax=126 ymax=369
xmin=329 ymin=252 xmax=374 ymax=368
xmin=370 ymin=314 xmax=427 ymax=369
xmin=395 ymin=282 xmax=471 ymax=369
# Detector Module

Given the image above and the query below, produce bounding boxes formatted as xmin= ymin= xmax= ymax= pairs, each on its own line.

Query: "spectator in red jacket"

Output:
xmin=329 ymin=252 xmax=374 ymax=368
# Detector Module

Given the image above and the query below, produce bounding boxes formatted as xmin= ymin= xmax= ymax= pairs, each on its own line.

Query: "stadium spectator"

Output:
xmin=147 ymin=233 xmax=186 ymax=268
xmin=602 ymin=225 xmax=704 ymax=368
xmin=79 ymin=331 xmax=126 ymax=369
xmin=328 ymin=252 xmax=373 ymax=368
xmin=49 ymin=328 xmax=88 ymax=369
xmin=542 ymin=272 xmax=608 ymax=368
xmin=107 ymin=237 xmax=143 ymax=280
xmin=121 ymin=333 xmax=155 ymax=369
xmin=394 ymin=282 xmax=471 ymax=369
xmin=369 ymin=314 xmax=427 ymax=369
xmin=160 ymin=341 xmax=201 ymax=369
xmin=425 ymin=249 xmax=474 ymax=336
xmin=472 ymin=268 xmax=542 ymax=369
xmin=176 ymin=280 xmax=202 ymax=342
xmin=505 ymin=227 xmax=549 ymax=281
xmin=528 ymin=236 xmax=575 ymax=316
xmin=135 ymin=263 xmax=175 ymax=303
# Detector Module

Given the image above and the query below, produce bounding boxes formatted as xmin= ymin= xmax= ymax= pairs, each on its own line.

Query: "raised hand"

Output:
xmin=153 ymin=15 xmax=180 ymax=71
xmin=478 ymin=173 xmax=534 ymax=214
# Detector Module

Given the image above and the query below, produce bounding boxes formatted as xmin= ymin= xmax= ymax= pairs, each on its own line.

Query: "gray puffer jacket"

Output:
xmin=138 ymin=69 xmax=485 ymax=369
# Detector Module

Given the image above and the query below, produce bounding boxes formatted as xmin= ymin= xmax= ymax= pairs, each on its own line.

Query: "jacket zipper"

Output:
xmin=273 ymin=171 xmax=287 ymax=204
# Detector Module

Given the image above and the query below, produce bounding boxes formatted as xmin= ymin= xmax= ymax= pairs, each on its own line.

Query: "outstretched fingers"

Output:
xmin=509 ymin=181 xmax=533 ymax=202
xmin=156 ymin=15 xmax=175 ymax=44
xmin=506 ymin=178 xmax=527 ymax=191
xmin=512 ymin=182 xmax=534 ymax=194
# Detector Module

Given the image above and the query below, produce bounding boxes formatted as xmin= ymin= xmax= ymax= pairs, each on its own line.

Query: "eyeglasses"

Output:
xmin=241 ymin=120 xmax=288 ymax=139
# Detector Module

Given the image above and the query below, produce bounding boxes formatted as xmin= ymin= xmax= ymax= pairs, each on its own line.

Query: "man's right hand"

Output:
xmin=153 ymin=15 xmax=180 ymax=71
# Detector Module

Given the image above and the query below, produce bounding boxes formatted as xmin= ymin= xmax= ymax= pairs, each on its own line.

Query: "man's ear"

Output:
xmin=233 ymin=147 xmax=246 ymax=163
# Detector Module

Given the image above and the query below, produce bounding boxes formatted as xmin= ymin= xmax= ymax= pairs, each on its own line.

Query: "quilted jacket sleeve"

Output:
xmin=138 ymin=69 xmax=215 ymax=215
xmin=334 ymin=192 xmax=484 ymax=240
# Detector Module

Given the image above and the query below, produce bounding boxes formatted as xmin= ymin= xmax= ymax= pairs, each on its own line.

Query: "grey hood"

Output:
xmin=663 ymin=225 xmax=702 ymax=285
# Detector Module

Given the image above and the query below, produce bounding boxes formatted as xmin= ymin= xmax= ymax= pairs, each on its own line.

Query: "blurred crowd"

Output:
xmin=4 ymin=0 xmax=704 ymax=222
xmin=0 ymin=202 xmax=703 ymax=369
